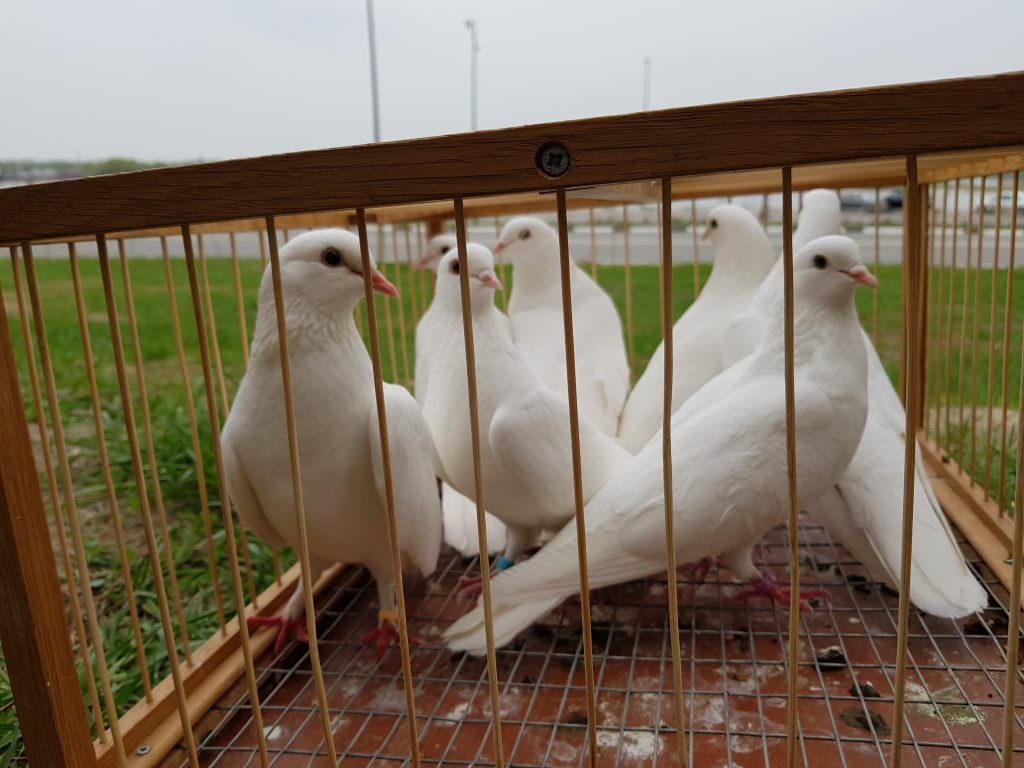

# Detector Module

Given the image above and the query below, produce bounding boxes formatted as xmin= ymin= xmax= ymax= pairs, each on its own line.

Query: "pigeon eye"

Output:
xmin=519 ymin=229 xmax=531 ymax=240
xmin=813 ymin=254 xmax=828 ymax=270
xmin=710 ymin=219 xmax=718 ymax=229
xmin=450 ymin=260 xmax=460 ymax=275
xmin=440 ymin=245 xmax=452 ymax=254
xmin=322 ymin=248 xmax=343 ymax=267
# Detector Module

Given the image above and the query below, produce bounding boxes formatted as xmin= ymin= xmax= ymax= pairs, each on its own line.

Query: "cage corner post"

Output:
xmin=0 ymin=281 xmax=97 ymax=767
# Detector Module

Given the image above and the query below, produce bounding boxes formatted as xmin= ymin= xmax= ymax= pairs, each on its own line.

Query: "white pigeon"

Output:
xmin=413 ymin=234 xmax=457 ymax=273
xmin=413 ymin=236 xmax=508 ymax=559
xmin=495 ymin=217 xmax=629 ymax=438
xmin=720 ymin=189 xmax=842 ymax=365
xmin=422 ymin=244 xmax=632 ymax=578
xmin=722 ymin=192 xmax=986 ymax=618
xmin=222 ymin=229 xmax=442 ymax=659
xmin=616 ymin=205 xmax=777 ymax=453
xmin=446 ymin=236 xmax=877 ymax=653
xmin=794 ymin=188 xmax=843 ymax=253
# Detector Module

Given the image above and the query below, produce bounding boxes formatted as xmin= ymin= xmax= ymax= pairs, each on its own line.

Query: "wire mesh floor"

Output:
xmin=160 ymin=517 xmax=1024 ymax=767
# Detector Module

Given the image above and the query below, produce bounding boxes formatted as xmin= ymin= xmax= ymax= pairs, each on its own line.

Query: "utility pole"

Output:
xmin=465 ymin=19 xmax=479 ymax=131
xmin=643 ymin=56 xmax=651 ymax=111
xmin=366 ymin=0 xmax=382 ymax=141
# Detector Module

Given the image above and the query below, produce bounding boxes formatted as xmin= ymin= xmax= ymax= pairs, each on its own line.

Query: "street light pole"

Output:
xmin=643 ymin=56 xmax=651 ymax=111
xmin=366 ymin=0 xmax=382 ymax=142
xmin=465 ymin=19 xmax=479 ymax=131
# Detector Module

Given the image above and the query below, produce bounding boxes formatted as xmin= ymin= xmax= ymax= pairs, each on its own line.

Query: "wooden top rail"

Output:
xmin=2 ymin=71 xmax=1024 ymax=243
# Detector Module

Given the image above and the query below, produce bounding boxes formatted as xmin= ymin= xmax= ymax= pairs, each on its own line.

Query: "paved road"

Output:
xmin=25 ymin=225 xmax=1023 ymax=271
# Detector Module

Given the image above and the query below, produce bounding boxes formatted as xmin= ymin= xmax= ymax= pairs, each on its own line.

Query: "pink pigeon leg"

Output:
xmin=735 ymin=570 xmax=828 ymax=613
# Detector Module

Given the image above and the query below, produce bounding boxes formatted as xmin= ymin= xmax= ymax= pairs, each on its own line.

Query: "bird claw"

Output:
xmin=456 ymin=574 xmax=484 ymax=600
xmin=455 ymin=556 xmax=514 ymax=600
xmin=360 ymin=620 xmax=422 ymax=662
xmin=735 ymin=571 xmax=828 ymax=612
xmin=247 ymin=614 xmax=309 ymax=656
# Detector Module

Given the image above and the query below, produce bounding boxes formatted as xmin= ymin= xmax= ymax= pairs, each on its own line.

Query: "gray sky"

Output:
xmin=3 ymin=0 xmax=1022 ymax=162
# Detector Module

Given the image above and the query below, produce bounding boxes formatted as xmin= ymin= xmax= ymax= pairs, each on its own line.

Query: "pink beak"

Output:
xmin=411 ymin=255 xmax=433 ymax=272
xmin=699 ymin=227 xmax=711 ymax=241
xmin=477 ymin=270 xmax=503 ymax=291
xmin=846 ymin=264 xmax=879 ymax=289
xmin=493 ymin=241 xmax=508 ymax=255
xmin=371 ymin=270 xmax=400 ymax=297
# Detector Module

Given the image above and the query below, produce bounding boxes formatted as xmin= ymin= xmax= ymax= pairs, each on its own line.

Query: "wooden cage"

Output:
xmin=1 ymin=72 xmax=1024 ymax=767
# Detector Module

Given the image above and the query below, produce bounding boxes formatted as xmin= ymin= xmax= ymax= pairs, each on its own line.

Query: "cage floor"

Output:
xmin=161 ymin=518 xmax=1024 ymax=768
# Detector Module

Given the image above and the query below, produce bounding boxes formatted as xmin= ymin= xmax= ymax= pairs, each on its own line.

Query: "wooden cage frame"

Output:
xmin=2 ymin=71 xmax=1024 ymax=768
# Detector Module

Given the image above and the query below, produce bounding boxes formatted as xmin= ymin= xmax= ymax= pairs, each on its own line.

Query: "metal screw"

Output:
xmin=135 ymin=745 xmax=151 ymax=756
xmin=535 ymin=141 xmax=571 ymax=178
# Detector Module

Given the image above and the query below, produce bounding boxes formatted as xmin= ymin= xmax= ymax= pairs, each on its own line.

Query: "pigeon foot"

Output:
xmin=247 ymin=614 xmax=309 ymax=656
xmin=360 ymin=610 xmax=422 ymax=661
xmin=735 ymin=570 xmax=828 ymax=612
xmin=455 ymin=556 xmax=515 ymax=600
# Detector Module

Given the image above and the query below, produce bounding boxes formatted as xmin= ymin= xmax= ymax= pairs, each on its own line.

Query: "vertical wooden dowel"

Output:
xmin=872 ymin=187 xmax=881 ymax=343
xmin=356 ymin=210 xmax=423 ymax=768
xmin=996 ymin=172 xmax=1021 ymax=514
xmin=983 ymin=176 xmax=1005 ymax=498
xmin=781 ymin=168 xmax=803 ymax=768
xmin=453 ymin=199 xmax=506 ymax=768
xmin=660 ymin=178 xmax=688 ymax=768
xmin=588 ymin=207 xmax=598 ymax=280
xmin=943 ymin=181 xmax=959 ymax=455
xmin=968 ymin=177 xmax=988 ymax=482
xmin=622 ymin=204 xmax=635 ymax=377
xmin=555 ymin=190 xmax=599 ymax=768
xmin=691 ymin=199 xmax=701 ymax=298
xmin=494 ymin=215 xmax=508 ymax=311
xmin=958 ymin=179 xmax=977 ymax=469
xmin=376 ymin=222 xmax=399 ymax=380
xmin=402 ymin=223 xmax=421 ymax=325
xmin=889 ymin=156 xmax=923 ymax=768
xmin=229 ymin=231 xmax=250 ymax=366
xmin=1001 ymin=176 xmax=1024 ymax=764
xmin=390 ymin=226 xmax=412 ymax=386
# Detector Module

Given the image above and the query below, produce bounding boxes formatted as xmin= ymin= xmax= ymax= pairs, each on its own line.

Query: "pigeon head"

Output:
xmin=435 ymin=244 xmax=503 ymax=307
xmin=493 ymin=216 xmax=558 ymax=266
xmin=793 ymin=235 xmax=877 ymax=307
xmin=271 ymin=229 xmax=398 ymax=313
xmin=702 ymin=204 xmax=777 ymax=279
xmin=413 ymin=234 xmax=457 ymax=272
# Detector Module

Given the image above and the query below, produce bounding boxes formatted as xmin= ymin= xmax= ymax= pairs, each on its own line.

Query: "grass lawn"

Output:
xmin=0 ymin=251 xmax=1020 ymax=761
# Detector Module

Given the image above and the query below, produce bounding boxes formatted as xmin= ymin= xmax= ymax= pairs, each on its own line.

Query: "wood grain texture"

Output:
xmin=0 ymin=291 xmax=96 ymax=766
xmin=2 ymin=72 xmax=1024 ymax=242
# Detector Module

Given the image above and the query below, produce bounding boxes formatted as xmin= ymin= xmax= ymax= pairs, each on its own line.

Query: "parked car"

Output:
xmin=840 ymin=191 xmax=873 ymax=211
xmin=883 ymin=189 xmax=903 ymax=210
xmin=977 ymin=190 xmax=1024 ymax=216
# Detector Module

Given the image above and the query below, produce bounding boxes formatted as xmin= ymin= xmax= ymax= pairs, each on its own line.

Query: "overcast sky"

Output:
xmin=3 ymin=0 xmax=1022 ymax=162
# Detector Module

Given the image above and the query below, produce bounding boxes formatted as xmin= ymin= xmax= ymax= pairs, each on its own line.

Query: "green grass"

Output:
xmin=0 ymin=253 xmax=1020 ymax=761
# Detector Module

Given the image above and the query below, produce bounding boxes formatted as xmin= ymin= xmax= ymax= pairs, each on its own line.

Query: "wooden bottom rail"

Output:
xmin=95 ymin=562 xmax=346 ymax=768
xmin=919 ymin=436 xmax=1021 ymax=604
